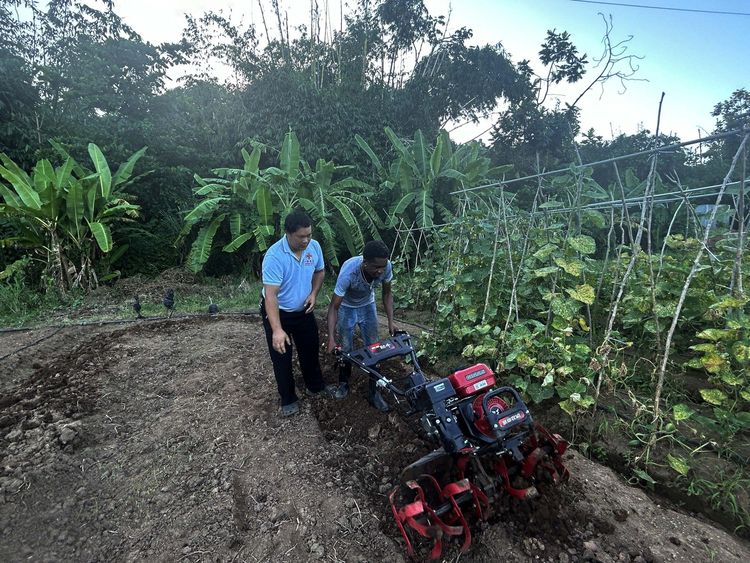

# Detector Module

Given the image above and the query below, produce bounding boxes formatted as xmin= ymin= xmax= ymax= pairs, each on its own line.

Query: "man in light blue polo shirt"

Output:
xmin=326 ymin=240 xmax=395 ymax=412
xmin=261 ymin=210 xmax=330 ymax=416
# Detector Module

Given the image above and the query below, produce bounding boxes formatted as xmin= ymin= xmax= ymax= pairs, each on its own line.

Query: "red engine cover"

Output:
xmin=448 ymin=363 xmax=495 ymax=397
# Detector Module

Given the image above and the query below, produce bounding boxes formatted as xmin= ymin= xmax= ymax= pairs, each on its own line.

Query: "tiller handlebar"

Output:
xmin=336 ymin=331 xmax=570 ymax=560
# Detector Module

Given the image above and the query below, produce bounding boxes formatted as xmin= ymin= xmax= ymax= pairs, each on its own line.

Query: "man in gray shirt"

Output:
xmin=326 ymin=241 xmax=395 ymax=412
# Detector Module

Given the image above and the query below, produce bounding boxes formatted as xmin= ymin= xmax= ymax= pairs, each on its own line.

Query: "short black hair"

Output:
xmin=284 ymin=209 xmax=312 ymax=233
xmin=363 ymin=240 xmax=389 ymax=261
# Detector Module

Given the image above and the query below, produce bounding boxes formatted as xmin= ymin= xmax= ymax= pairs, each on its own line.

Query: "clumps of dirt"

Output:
xmin=1 ymin=316 xmax=749 ymax=562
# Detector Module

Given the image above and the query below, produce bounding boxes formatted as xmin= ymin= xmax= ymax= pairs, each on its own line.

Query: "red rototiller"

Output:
xmin=336 ymin=331 xmax=570 ymax=560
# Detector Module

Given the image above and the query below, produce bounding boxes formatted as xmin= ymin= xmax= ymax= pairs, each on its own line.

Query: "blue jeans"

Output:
xmin=337 ymin=302 xmax=379 ymax=383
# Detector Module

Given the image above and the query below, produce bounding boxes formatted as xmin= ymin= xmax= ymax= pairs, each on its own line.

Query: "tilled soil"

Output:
xmin=1 ymin=316 xmax=749 ymax=562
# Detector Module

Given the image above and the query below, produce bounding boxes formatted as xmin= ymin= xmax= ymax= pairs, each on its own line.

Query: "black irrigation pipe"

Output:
xmin=0 ymin=310 xmax=425 ymax=361
xmin=0 ymin=327 xmax=64 ymax=363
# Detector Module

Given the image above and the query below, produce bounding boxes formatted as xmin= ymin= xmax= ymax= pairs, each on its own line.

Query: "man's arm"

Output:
xmin=304 ymin=269 xmax=325 ymax=313
xmin=382 ymin=281 xmax=396 ymax=335
xmin=326 ymin=294 xmax=344 ymax=353
xmin=264 ymin=284 xmax=291 ymax=353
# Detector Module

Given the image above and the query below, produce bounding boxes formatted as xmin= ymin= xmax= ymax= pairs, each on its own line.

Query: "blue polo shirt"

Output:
xmin=334 ymin=256 xmax=393 ymax=308
xmin=262 ymin=236 xmax=325 ymax=312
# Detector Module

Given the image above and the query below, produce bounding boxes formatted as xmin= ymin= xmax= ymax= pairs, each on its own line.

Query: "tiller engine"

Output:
xmin=336 ymin=332 xmax=570 ymax=559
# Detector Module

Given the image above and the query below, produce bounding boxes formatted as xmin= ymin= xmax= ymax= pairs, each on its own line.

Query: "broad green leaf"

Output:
xmin=532 ymin=243 xmax=558 ymax=260
xmin=430 ymin=133 xmax=444 ymax=177
xmin=632 ymin=468 xmax=656 ymax=485
xmin=709 ymin=295 xmax=749 ymax=310
xmin=566 ymin=284 xmax=595 ymax=305
xmin=87 ymin=220 xmax=113 ymax=252
xmin=413 ymin=130 xmax=429 ymax=178
xmin=223 ymin=233 xmax=254 ymax=252
xmin=554 ymin=256 xmax=583 ymax=276
xmin=559 ymin=399 xmax=576 ymax=415
xmin=242 ymin=146 xmax=261 ymax=174
xmin=672 ymin=403 xmax=695 ymax=421
xmin=557 ymin=379 xmax=586 ymax=399
xmin=390 ymin=191 xmax=417 ymax=225
xmin=735 ymin=412 xmax=750 ymax=428
xmin=526 ymin=382 xmax=554 ymax=404
xmin=384 ymin=127 xmax=414 ymax=168
xmin=194 ymin=183 xmax=225 ymax=196
xmin=551 ymin=297 xmax=580 ymax=320
xmin=35 ymin=159 xmax=56 ymax=199
xmin=55 ymin=158 xmax=75 ymax=191
xmin=255 ymin=184 xmax=273 ymax=224
xmin=699 ymin=388 xmax=727 ymax=405
xmin=100 ymin=203 xmax=139 ymax=219
xmin=696 ymin=328 xmax=735 ymax=341
xmin=741 ymin=390 xmax=750 ymax=402
xmin=0 ymin=153 xmax=32 ymax=186
xmin=666 ymin=454 xmax=690 ymax=476
xmin=184 ymin=197 xmax=228 ymax=223
xmin=280 ymin=131 xmax=300 ymax=178
xmin=533 ymin=266 xmax=559 ymax=278
xmin=719 ymin=372 xmax=744 ymax=386
xmin=0 ymin=165 xmax=42 ymax=210
xmin=568 ymin=234 xmax=596 ymax=254
xmin=88 ymin=143 xmax=112 ymax=198
xmin=700 ymin=353 xmax=727 ymax=374
xmin=85 ymin=184 xmax=96 ymax=222
xmin=112 ymin=147 xmax=147 ymax=188
xmin=0 ymin=184 xmax=21 ymax=208
xmin=253 ymin=224 xmax=274 ymax=251
xmin=188 ymin=214 xmax=226 ymax=272
xmin=731 ymin=342 xmax=750 ymax=363
xmin=581 ymin=209 xmax=606 ymax=228
xmin=684 ymin=358 xmax=704 ymax=369
xmin=66 ymin=181 xmax=84 ymax=237
xmin=230 ymin=212 xmax=243 ymax=239
xmin=689 ymin=343 xmax=716 ymax=353
xmin=416 ymin=189 xmax=434 ymax=228
xmin=653 ymin=303 xmax=674 ymax=318
xmin=354 ymin=134 xmax=385 ymax=177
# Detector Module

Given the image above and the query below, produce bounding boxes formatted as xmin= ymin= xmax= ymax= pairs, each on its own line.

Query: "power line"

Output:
xmin=569 ymin=0 xmax=750 ymax=17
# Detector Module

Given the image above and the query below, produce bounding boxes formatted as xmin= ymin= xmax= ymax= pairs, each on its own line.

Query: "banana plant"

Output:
xmin=180 ymin=142 xmax=276 ymax=273
xmin=0 ymin=142 xmax=144 ymax=292
xmin=182 ymin=131 xmax=380 ymax=272
xmin=356 ymin=128 xmax=512 ymax=231
xmin=297 ymin=158 xmax=381 ymax=266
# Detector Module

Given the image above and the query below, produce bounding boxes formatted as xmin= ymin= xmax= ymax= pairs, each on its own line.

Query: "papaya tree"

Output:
xmin=0 ymin=142 xmax=144 ymax=292
xmin=182 ymin=131 xmax=380 ymax=273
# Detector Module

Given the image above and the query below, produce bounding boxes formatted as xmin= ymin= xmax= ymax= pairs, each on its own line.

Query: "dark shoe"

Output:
xmin=368 ymin=391 xmax=391 ymax=413
xmin=334 ymin=383 xmax=349 ymax=400
xmin=306 ymin=384 xmax=336 ymax=398
xmin=281 ymin=401 xmax=300 ymax=417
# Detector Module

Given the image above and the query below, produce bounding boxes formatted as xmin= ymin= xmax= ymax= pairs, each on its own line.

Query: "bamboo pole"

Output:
xmin=652 ymin=133 xmax=750 ymax=422
xmin=594 ymin=151 xmax=660 ymax=408
xmin=730 ymin=145 xmax=746 ymax=297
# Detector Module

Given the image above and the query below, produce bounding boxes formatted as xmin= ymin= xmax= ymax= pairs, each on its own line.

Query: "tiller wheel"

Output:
xmin=336 ymin=333 xmax=571 ymax=560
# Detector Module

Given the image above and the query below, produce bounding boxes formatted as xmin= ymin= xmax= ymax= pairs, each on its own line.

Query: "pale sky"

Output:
xmin=86 ymin=1 xmax=750 ymax=144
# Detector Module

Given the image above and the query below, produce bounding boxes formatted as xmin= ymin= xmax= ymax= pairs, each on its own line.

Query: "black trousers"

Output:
xmin=261 ymin=300 xmax=325 ymax=406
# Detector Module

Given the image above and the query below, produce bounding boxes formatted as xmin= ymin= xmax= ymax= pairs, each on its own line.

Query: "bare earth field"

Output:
xmin=1 ymin=315 xmax=749 ymax=562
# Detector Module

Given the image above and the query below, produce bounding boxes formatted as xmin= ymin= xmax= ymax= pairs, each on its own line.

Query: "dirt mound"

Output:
xmin=1 ymin=317 xmax=749 ymax=562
